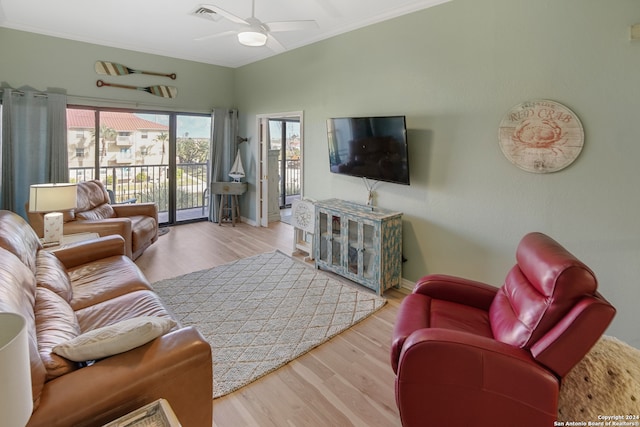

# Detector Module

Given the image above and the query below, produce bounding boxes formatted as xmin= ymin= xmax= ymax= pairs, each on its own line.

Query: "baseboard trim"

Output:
xmin=401 ymin=278 xmax=414 ymax=292
xmin=241 ymin=216 xmax=256 ymax=226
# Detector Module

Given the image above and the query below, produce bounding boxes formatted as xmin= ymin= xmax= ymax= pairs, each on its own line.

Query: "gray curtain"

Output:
xmin=208 ymin=108 xmax=238 ymax=222
xmin=1 ymin=88 xmax=68 ymax=218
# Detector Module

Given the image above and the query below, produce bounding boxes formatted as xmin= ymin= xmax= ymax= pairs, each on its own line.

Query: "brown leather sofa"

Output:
xmin=27 ymin=180 xmax=158 ymax=260
xmin=0 ymin=210 xmax=212 ymax=427
xmin=391 ymin=232 xmax=615 ymax=427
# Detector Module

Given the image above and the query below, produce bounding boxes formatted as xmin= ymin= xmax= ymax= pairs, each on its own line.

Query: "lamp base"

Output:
xmin=43 ymin=212 xmax=63 ymax=244
xmin=0 ymin=313 xmax=33 ymax=427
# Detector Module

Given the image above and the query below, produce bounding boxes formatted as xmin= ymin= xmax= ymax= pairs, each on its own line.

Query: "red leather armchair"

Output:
xmin=391 ymin=232 xmax=616 ymax=427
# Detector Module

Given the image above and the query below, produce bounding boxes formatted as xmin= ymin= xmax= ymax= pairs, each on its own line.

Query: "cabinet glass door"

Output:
xmin=318 ymin=211 xmax=342 ymax=267
xmin=347 ymin=219 xmax=359 ymax=275
xmin=318 ymin=211 xmax=329 ymax=263
xmin=362 ymin=223 xmax=376 ymax=280
xmin=330 ymin=215 xmax=342 ymax=267
xmin=347 ymin=220 xmax=376 ymax=280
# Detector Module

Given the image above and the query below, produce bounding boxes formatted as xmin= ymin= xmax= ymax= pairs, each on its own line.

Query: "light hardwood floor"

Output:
xmin=135 ymin=220 xmax=406 ymax=427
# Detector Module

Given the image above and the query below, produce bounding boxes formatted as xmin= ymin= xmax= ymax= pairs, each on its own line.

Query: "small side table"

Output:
xmin=211 ymin=182 xmax=247 ymax=226
xmin=103 ymin=399 xmax=181 ymax=427
xmin=40 ymin=232 xmax=100 ymax=252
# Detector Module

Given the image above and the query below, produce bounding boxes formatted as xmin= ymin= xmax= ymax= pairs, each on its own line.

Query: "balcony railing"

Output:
xmin=70 ymin=160 xmax=302 ymax=222
xmin=278 ymin=158 xmax=301 ymax=207
xmin=69 ymin=163 xmax=209 ymax=220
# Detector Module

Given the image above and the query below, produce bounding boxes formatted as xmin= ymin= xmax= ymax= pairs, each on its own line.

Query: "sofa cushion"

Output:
xmin=36 ymin=251 xmax=73 ymax=302
xmin=67 ymin=255 xmax=152 ymax=310
xmin=0 ymin=246 xmax=47 ymax=410
xmin=429 ymin=299 xmax=493 ymax=337
xmin=0 ymin=210 xmax=42 ymax=274
xmin=75 ymin=204 xmax=116 ymax=221
xmin=490 ymin=232 xmax=599 ymax=349
xmin=130 ymin=215 xmax=157 ymax=252
xmin=390 ymin=294 xmax=495 ymax=374
xmin=75 ymin=180 xmax=110 ymax=211
xmin=53 ymin=316 xmax=176 ymax=362
xmin=75 ymin=290 xmax=178 ymax=333
xmin=74 ymin=180 xmax=116 ymax=220
xmin=34 ymin=287 xmax=81 ymax=379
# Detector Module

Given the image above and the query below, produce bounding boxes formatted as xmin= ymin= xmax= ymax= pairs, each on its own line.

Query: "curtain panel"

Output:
xmin=208 ymin=108 xmax=239 ymax=223
xmin=1 ymin=88 xmax=68 ymax=218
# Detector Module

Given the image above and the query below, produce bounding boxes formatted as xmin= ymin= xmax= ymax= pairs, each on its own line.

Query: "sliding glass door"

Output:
xmin=175 ymin=114 xmax=211 ymax=222
xmin=67 ymin=107 xmax=211 ymax=225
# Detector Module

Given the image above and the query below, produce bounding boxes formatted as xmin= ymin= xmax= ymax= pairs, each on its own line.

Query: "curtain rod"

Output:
xmin=67 ymin=94 xmax=215 ymax=114
xmin=0 ymin=88 xmax=48 ymax=98
xmin=1 ymin=89 xmax=226 ymax=115
xmin=0 ymin=89 xmax=166 ymax=108
xmin=69 ymin=94 xmax=166 ymax=108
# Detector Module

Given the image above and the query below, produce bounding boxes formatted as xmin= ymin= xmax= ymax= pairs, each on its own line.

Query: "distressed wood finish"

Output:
xmin=315 ymin=199 xmax=403 ymax=295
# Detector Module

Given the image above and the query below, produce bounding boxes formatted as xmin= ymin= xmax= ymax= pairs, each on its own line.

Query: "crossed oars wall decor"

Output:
xmin=96 ymin=80 xmax=178 ymax=98
xmin=95 ymin=61 xmax=176 ymax=80
xmin=95 ymin=61 xmax=178 ymax=98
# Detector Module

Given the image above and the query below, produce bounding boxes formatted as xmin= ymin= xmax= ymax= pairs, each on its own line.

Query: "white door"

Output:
xmin=259 ymin=117 xmax=269 ymax=227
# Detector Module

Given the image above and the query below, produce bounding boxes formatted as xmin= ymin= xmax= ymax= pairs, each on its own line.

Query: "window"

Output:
xmin=67 ymin=106 xmax=212 ymax=224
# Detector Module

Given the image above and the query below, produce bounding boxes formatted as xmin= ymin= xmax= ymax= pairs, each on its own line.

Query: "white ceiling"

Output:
xmin=0 ymin=0 xmax=449 ymax=68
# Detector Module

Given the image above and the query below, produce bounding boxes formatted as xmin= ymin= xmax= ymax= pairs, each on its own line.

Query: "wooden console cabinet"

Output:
xmin=314 ymin=198 xmax=402 ymax=295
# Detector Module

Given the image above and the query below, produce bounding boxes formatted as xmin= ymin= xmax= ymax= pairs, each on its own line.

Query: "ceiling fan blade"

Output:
xmin=265 ymin=34 xmax=286 ymax=53
xmin=194 ymin=30 xmax=238 ymax=42
xmin=200 ymin=4 xmax=249 ymax=25
xmin=265 ymin=20 xmax=318 ymax=33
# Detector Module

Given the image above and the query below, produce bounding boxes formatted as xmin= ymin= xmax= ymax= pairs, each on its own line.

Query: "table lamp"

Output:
xmin=29 ymin=183 xmax=77 ymax=244
xmin=0 ymin=312 xmax=33 ymax=427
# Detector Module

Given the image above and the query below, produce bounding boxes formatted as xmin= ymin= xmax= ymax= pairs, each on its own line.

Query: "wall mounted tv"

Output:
xmin=326 ymin=115 xmax=410 ymax=185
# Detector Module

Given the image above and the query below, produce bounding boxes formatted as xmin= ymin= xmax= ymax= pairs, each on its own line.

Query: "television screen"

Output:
xmin=326 ymin=116 xmax=410 ymax=185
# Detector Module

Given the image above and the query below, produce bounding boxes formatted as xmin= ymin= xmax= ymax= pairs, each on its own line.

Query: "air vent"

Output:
xmin=191 ymin=6 xmax=222 ymax=21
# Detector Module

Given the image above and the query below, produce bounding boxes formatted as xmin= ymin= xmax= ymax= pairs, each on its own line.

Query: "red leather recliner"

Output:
xmin=391 ymin=232 xmax=616 ymax=427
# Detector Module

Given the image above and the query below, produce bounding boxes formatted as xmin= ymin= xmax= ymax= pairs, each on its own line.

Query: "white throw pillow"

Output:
xmin=53 ymin=316 xmax=176 ymax=362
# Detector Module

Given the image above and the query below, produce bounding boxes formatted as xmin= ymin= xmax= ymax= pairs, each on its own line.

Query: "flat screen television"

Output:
xmin=326 ymin=115 xmax=410 ymax=185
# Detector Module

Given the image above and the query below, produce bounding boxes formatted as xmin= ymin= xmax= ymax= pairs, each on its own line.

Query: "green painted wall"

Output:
xmin=1 ymin=0 xmax=639 ymax=345
xmin=0 ymin=28 xmax=235 ymax=111
xmin=234 ymin=0 xmax=640 ymax=345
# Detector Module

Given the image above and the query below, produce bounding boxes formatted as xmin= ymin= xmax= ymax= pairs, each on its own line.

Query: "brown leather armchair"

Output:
xmin=391 ymin=232 xmax=616 ymax=427
xmin=28 ymin=180 xmax=158 ymax=260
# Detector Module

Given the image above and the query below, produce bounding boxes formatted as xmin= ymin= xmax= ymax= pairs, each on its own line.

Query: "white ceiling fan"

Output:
xmin=194 ymin=0 xmax=319 ymax=52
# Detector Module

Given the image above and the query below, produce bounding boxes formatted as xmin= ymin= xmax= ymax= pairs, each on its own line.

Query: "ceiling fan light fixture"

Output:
xmin=238 ymin=30 xmax=267 ymax=47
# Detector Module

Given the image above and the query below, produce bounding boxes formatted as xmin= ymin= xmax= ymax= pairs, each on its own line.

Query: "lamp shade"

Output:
xmin=238 ymin=30 xmax=267 ymax=46
xmin=29 ymin=183 xmax=77 ymax=213
xmin=0 ymin=312 xmax=33 ymax=427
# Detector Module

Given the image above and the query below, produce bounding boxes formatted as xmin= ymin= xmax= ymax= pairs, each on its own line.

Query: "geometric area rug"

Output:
xmin=151 ymin=251 xmax=387 ymax=398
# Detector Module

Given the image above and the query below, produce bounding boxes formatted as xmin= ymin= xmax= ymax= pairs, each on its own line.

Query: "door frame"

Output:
xmin=254 ymin=111 xmax=304 ymax=227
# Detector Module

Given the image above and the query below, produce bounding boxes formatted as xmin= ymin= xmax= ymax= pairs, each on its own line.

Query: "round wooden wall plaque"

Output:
xmin=498 ymin=100 xmax=584 ymax=173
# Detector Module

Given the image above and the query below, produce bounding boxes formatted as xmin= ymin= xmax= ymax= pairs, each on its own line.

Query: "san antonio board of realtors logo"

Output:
xmin=498 ymin=100 xmax=584 ymax=173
